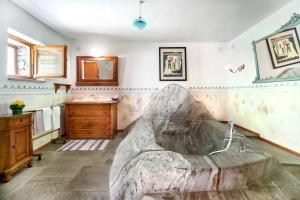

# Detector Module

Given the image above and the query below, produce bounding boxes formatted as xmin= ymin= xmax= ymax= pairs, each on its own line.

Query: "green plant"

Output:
xmin=10 ymin=100 xmax=25 ymax=110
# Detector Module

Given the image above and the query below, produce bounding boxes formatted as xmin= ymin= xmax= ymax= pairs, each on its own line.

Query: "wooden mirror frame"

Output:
xmin=76 ymin=56 xmax=118 ymax=86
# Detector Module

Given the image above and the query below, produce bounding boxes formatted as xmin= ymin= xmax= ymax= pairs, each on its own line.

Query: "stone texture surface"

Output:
xmin=144 ymin=84 xmax=213 ymax=121
xmin=0 ymin=132 xmax=299 ymax=200
xmin=110 ymin=84 xmax=281 ymax=200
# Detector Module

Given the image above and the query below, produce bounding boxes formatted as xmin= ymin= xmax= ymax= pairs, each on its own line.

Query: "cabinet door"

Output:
xmin=11 ymin=126 xmax=30 ymax=164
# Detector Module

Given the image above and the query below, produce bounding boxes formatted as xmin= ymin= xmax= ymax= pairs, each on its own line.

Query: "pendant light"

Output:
xmin=132 ymin=0 xmax=148 ymax=30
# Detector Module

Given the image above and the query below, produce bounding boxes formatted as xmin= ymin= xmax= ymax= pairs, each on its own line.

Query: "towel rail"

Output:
xmin=30 ymin=105 xmax=65 ymax=160
xmin=27 ymin=105 xmax=63 ymax=113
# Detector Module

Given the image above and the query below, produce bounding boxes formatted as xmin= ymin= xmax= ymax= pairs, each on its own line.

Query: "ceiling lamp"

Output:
xmin=133 ymin=0 xmax=148 ymax=30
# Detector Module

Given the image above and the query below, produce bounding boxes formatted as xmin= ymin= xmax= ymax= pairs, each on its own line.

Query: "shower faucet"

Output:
xmin=209 ymin=121 xmax=246 ymax=156
xmin=209 ymin=121 xmax=234 ymax=156
xmin=224 ymin=121 xmax=246 ymax=152
xmin=224 ymin=122 xmax=243 ymax=140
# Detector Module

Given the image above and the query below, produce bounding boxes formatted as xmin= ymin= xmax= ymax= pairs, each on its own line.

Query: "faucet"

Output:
xmin=209 ymin=121 xmax=246 ymax=156
xmin=209 ymin=121 xmax=234 ymax=156
xmin=224 ymin=125 xmax=246 ymax=152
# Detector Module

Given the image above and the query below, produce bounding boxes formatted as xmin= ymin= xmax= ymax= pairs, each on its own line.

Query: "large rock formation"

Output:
xmin=110 ymin=84 xmax=280 ymax=200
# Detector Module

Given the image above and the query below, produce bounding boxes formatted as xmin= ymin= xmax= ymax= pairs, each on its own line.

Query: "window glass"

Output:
xmin=7 ymin=45 xmax=17 ymax=75
xmin=7 ymin=37 xmax=31 ymax=77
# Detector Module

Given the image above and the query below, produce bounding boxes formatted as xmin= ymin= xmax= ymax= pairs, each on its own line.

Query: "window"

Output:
xmin=33 ymin=46 xmax=67 ymax=78
xmin=7 ymin=34 xmax=33 ymax=78
xmin=7 ymin=31 xmax=67 ymax=80
xmin=7 ymin=45 xmax=17 ymax=75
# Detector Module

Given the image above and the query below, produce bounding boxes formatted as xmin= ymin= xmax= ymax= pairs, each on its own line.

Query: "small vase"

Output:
xmin=12 ymin=109 xmax=23 ymax=116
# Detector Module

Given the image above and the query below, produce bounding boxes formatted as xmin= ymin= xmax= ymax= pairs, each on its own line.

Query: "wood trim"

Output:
xmin=54 ymin=83 xmax=71 ymax=93
xmin=75 ymin=81 xmax=118 ymax=86
xmin=8 ymin=34 xmax=34 ymax=47
xmin=259 ymin=136 xmax=300 ymax=157
xmin=64 ymin=103 xmax=69 ymax=138
xmin=76 ymin=56 xmax=118 ymax=86
xmin=234 ymin=124 xmax=260 ymax=137
xmin=65 ymin=101 xmax=117 ymax=105
xmin=7 ymin=75 xmax=35 ymax=80
xmin=219 ymin=121 xmax=260 ymax=137
xmin=220 ymin=121 xmax=300 ymax=157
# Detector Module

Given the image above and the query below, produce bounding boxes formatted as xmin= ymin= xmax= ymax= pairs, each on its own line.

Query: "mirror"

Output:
xmin=76 ymin=56 xmax=118 ymax=86
xmin=82 ymin=60 xmax=113 ymax=80
xmin=253 ymin=13 xmax=300 ymax=83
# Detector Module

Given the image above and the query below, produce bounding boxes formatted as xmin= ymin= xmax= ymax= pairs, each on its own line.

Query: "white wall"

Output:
xmin=227 ymin=0 xmax=300 ymax=86
xmin=71 ymin=41 xmax=229 ymax=88
xmin=70 ymin=41 xmax=230 ymax=130
xmin=0 ymin=0 xmax=71 ymax=114
xmin=226 ymin=0 xmax=300 ymax=153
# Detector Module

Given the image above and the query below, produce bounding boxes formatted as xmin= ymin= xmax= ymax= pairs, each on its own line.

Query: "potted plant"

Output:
xmin=10 ymin=100 xmax=25 ymax=115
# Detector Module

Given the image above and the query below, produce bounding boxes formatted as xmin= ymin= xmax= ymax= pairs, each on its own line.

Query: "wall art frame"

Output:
xmin=159 ymin=47 xmax=187 ymax=81
xmin=252 ymin=13 xmax=300 ymax=83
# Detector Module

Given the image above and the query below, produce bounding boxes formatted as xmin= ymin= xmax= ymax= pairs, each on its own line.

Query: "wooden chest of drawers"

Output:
xmin=65 ymin=102 xmax=117 ymax=139
xmin=0 ymin=113 xmax=33 ymax=182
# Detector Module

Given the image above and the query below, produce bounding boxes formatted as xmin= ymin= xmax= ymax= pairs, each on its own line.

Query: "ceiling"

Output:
xmin=11 ymin=0 xmax=292 ymax=42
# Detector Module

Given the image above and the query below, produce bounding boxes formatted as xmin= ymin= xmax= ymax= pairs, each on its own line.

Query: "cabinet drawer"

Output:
xmin=11 ymin=116 xmax=31 ymax=127
xmin=68 ymin=117 xmax=111 ymax=130
xmin=68 ymin=104 xmax=111 ymax=117
xmin=68 ymin=129 xmax=112 ymax=139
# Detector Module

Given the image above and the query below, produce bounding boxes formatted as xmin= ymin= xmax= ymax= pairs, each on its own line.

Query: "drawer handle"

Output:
xmin=12 ymin=145 xmax=16 ymax=149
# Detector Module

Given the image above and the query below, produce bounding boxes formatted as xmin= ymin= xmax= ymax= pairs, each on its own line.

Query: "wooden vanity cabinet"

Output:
xmin=0 ymin=113 xmax=33 ymax=182
xmin=65 ymin=102 xmax=117 ymax=139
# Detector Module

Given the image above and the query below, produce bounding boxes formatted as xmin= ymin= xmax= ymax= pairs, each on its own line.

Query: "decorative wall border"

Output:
xmin=0 ymin=84 xmax=67 ymax=95
xmin=1 ymin=81 xmax=300 ymax=95
xmin=70 ymin=81 xmax=300 ymax=92
xmin=70 ymin=87 xmax=159 ymax=91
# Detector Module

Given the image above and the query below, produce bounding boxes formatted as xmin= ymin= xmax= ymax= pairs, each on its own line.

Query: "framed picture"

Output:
xmin=159 ymin=47 xmax=187 ymax=81
xmin=267 ymin=28 xmax=300 ymax=69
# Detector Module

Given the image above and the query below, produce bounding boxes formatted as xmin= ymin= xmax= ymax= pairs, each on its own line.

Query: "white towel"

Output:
xmin=33 ymin=110 xmax=44 ymax=135
xmin=52 ymin=106 xmax=61 ymax=130
xmin=42 ymin=107 xmax=52 ymax=132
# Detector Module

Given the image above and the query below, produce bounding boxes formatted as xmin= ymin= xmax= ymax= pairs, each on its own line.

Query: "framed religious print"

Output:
xmin=267 ymin=28 xmax=300 ymax=69
xmin=159 ymin=47 xmax=187 ymax=81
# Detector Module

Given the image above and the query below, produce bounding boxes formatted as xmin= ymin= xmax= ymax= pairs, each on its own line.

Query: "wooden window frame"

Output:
xmin=7 ymin=34 xmax=34 ymax=79
xmin=7 ymin=34 xmax=67 ymax=80
xmin=32 ymin=46 xmax=67 ymax=78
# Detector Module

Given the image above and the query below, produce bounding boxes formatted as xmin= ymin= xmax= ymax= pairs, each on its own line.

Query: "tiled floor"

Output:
xmin=0 ymin=134 xmax=124 ymax=200
xmin=0 ymin=132 xmax=299 ymax=200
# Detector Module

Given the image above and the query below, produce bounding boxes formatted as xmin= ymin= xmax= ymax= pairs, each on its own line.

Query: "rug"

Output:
xmin=57 ymin=140 xmax=110 ymax=151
